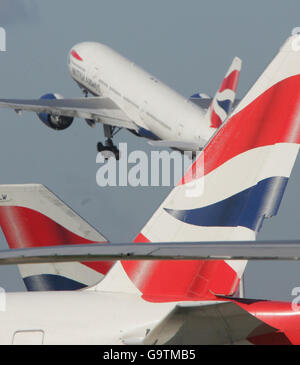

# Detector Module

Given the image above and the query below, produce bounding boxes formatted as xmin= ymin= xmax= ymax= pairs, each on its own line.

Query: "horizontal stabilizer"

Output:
xmin=190 ymin=97 xmax=241 ymax=111
xmin=1 ymin=241 xmax=300 ymax=265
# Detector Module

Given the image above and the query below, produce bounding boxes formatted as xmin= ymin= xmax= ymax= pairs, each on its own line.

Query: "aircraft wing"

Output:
xmin=1 ymin=241 xmax=300 ymax=265
xmin=138 ymin=300 xmax=278 ymax=345
xmin=0 ymin=96 xmax=136 ymax=129
xmin=148 ymin=140 xmax=202 ymax=151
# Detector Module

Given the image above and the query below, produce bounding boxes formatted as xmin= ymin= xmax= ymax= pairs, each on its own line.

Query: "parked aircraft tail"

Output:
xmin=97 ymin=35 xmax=300 ymax=302
xmin=0 ymin=184 xmax=113 ymax=290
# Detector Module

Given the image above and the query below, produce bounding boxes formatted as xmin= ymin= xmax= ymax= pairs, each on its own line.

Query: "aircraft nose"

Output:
xmin=69 ymin=41 xmax=95 ymax=64
xmin=69 ymin=42 xmax=104 ymax=64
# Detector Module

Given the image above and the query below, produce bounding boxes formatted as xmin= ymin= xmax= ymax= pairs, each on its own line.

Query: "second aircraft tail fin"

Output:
xmin=206 ymin=56 xmax=242 ymax=128
xmin=0 ymin=184 xmax=113 ymax=290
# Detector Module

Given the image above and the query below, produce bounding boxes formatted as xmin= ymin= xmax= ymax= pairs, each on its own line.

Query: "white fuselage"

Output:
xmin=68 ymin=42 xmax=212 ymax=148
xmin=0 ymin=290 xmax=175 ymax=345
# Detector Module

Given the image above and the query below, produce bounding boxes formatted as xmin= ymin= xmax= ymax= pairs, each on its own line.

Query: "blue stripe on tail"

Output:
xmin=24 ymin=274 xmax=87 ymax=291
xmin=217 ymin=99 xmax=232 ymax=114
xmin=165 ymin=176 xmax=288 ymax=232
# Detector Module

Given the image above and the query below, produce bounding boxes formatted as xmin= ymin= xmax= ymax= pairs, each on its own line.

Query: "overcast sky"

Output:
xmin=0 ymin=0 xmax=299 ymax=300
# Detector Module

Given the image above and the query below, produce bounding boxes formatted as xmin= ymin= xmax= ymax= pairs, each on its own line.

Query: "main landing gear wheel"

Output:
xmin=97 ymin=139 xmax=120 ymax=160
xmin=97 ymin=125 xmax=121 ymax=160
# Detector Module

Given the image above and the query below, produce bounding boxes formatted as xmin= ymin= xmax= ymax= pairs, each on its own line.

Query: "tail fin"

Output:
xmin=0 ymin=184 xmax=113 ymax=290
xmin=206 ymin=56 xmax=242 ymax=128
xmin=98 ymin=35 xmax=300 ymax=302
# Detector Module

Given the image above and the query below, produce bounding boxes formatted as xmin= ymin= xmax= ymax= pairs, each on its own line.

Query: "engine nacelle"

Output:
xmin=37 ymin=93 xmax=74 ymax=130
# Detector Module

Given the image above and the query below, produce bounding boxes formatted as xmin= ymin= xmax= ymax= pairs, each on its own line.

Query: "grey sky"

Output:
xmin=0 ymin=0 xmax=38 ymax=26
xmin=0 ymin=0 xmax=299 ymax=300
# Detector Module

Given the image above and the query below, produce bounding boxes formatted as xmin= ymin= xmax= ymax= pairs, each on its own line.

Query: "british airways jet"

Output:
xmin=0 ymin=35 xmax=298 ymax=344
xmin=0 ymin=42 xmax=241 ymax=159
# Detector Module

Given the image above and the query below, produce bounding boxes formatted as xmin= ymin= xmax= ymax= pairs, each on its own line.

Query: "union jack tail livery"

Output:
xmin=0 ymin=184 xmax=113 ymax=290
xmin=206 ymin=56 xmax=242 ymax=128
xmin=97 ymin=35 xmax=300 ymax=303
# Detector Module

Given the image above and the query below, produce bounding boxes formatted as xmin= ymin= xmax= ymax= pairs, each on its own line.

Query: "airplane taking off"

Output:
xmin=0 ymin=35 xmax=298 ymax=344
xmin=0 ymin=43 xmax=241 ymax=159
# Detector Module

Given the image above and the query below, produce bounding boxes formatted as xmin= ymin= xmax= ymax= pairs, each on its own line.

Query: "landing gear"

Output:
xmin=97 ymin=125 xmax=121 ymax=160
xmin=186 ymin=151 xmax=198 ymax=160
xmin=76 ymin=81 xmax=89 ymax=97
xmin=97 ymin=139 xmax=120 ymax=160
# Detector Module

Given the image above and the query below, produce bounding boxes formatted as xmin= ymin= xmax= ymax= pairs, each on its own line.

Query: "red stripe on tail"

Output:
xmin=219 ymin=70 xmax=240 ymax=93
xmin=180 ymin=74 xmax=300 ymax=185
xmin=129 ymin=234 xmax=239 ymax=302
xmin=0 ymin=206 xmax=113 ymax=275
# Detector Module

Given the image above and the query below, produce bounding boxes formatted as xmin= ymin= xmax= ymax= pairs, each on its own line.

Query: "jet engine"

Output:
xmin=37 ymin=93 xmax=74 ymax=130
